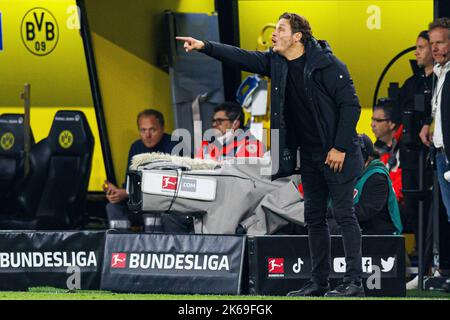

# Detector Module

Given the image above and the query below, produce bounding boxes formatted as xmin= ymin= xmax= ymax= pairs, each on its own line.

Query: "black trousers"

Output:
xmin=301 ymin=151 xmax=362 ymax=284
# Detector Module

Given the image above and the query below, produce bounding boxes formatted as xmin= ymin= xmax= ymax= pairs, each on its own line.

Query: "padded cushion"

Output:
xmin=0 ymin=114 xmax=25 ymax=156
xmin=0 ymin=110 xmax=94 ymax=229
xmin=47 ymin=110 xmax=93 ymax=155
xmin=0 ymin=114 xmax=34 ymax=209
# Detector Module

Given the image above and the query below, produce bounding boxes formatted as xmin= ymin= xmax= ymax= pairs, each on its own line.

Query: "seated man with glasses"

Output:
xmin=196 ymin=102 xmax=265 ymax=160
xmin=371 ymin=98 xmax=403 ymax=204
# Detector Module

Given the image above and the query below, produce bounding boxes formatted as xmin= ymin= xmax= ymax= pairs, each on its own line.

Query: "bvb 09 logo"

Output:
xmin=59 ymin=130 xmax=74 ymax=149
xmin=0 ymin=132 xmax=15 ymax=151
xmin=21 ymin=7 xmax=59 ymax=56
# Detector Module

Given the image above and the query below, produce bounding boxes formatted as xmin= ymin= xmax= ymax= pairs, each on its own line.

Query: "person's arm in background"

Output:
xmin=419 ymin=123 xmax=432 ymax=147
xmin=355 ymin=174 xmax=389 ymax=222
xmin=103 ymin=181 xmax=128 ymax=204
xmin=103 ymin=142 xmax=136 ymax=204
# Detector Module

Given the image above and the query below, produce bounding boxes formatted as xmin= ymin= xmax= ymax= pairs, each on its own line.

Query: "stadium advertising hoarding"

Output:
xmin=0 ymin=231 xmax=405 ymax=296
xmin=248 ymin=235 xmax=406 ymax=297
xmin=101 ymin=231 xmax=246 ymax=294
xmin=0 ymin=231 xmax=106 ymax=290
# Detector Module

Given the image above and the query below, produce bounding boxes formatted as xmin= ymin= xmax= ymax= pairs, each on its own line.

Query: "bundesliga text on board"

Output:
xmin=110 ymin=252 xmax=230 ymax=271
xmin=0 ymin=251 xmax=98 ymax=269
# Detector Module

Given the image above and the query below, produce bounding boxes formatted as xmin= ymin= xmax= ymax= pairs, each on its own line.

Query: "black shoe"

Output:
xmin=325 ymin=281 xmax=365 ymax=297
xmin=287 ymin=280 xmax=330 ymax=297
xmin=442 ymin=278 xmax=450 ymax=293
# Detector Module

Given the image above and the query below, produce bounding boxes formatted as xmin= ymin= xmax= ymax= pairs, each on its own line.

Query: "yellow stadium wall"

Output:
xmin=2 ymin=0 xmax=433 ymax=189
xmin=0 ymin=0 xmax=106 ymax=191
xmin=85 ymin=0 xmax=215 ymax=185
xmin=237 ymin=0 xmax=433 ymax=142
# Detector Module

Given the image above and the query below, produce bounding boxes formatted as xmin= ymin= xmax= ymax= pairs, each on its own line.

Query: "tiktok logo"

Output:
xmin=292 ymin=258 xmax=304 ymax=273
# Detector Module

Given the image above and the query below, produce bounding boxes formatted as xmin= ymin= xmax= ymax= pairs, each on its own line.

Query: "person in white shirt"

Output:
xmin=419 ymin=17 xmax=450 ymax=292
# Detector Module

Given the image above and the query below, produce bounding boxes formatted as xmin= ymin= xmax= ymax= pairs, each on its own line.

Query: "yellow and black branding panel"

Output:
xmin=0 ymin=0 xmax=106 ymax=191
xmin=58 ymin=129 xmax=73 ymax=149
xmin=0 ymin=132 xmax=15 ymax=151
xmin=20 ymin=7 xmax=59 ymax=56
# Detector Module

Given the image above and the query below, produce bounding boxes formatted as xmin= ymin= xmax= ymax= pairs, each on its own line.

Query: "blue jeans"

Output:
xmin=436 ymin=151 xmax=450 ymax=222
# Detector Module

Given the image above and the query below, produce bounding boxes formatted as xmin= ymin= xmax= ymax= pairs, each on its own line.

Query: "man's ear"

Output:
xmin=232 ymin=120 xmax=241 ymax=130
xmin=295 ymin=32 xmax=303 ymax=44
xmin=389 ymin=122 xmax=396 ymax=131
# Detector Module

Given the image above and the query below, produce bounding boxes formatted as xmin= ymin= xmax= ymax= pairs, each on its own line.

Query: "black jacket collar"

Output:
xmin=305 ymin=37 xmax=333 ymax=70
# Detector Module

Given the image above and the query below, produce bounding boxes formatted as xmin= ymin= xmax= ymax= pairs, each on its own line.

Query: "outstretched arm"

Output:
xmin=176 ymin=36 xmax=271 ymax=76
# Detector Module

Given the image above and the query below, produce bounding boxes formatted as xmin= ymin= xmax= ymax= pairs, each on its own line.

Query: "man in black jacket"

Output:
xmin=177 ymin=12 xmax=364 ymax=297
xmin=393 ymin=30 xmax=434 ymax=268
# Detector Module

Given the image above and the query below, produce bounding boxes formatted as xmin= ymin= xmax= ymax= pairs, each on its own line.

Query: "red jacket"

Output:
xmin=195 ymin=131 xmax=265 ymax=161
xmin=379 ymin=125 xmax=404 ymax=203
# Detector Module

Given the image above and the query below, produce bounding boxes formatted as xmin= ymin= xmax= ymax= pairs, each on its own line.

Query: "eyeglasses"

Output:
xmin=211 ymin=118 xmax=232 ymax=125
xmin=371 ymin=117 xmax=390 ymax=123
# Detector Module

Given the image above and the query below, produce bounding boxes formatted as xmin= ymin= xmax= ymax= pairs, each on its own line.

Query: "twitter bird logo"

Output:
xmin=381 ymin=257 xmax=395 ymax=272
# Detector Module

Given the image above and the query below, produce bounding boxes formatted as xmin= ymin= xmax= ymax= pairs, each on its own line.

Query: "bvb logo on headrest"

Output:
xmin=58 ymin=130 xmax=74 ymax=149
xmin=0 ymin=132 xmax=15 ymax=151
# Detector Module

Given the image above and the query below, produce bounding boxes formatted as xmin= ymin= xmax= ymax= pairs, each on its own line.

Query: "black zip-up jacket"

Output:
xmin=393 ymin=70 xmax=433 ymax=125
xmin=394 ymin=70 xmax=433 ymax=170
xmin=355 ymin=173 xmax=396 ymax=235
xmin=201 ymin=37 xmax=363 ymax=182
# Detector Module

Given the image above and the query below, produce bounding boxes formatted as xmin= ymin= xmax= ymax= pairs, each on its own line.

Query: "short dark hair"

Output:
xmin=278 ymin=12 xmax=312 ymax=46
xmin=137 ymin=109 xmax=164 ymax=127
xmin=358 ymin=134 xmax=378 ymax=162
xmin=373 ymin=98 xmax=394 ymax=120
xmin=429 ymin=17 xmax=450 ymax=38
xmin=418 ymin=30 xmax=429 ymax=41
xmin=214 ymin=102 xmax=244 ymax=128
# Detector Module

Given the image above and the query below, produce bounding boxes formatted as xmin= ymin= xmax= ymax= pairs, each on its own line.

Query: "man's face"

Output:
xmin=211 ymin=110 xmax=236 ymax=136
xmin=272 ymin=18 xmax=299 ymax=55
xmin=429 ymin=27 xmax=450 ymax=66
xmin=415 ymin=36 xmax=433 ymax=67
xmin=138 ymin=115 xmax=164 ymax=148
xmin=371 ymin=109 xmax=395 ymax=140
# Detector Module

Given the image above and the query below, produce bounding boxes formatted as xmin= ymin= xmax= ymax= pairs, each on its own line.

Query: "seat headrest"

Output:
xmin=0 ymin=114 xmax=30 ymax=155
xmin=48 ymin=110 xmax=93 ymax=155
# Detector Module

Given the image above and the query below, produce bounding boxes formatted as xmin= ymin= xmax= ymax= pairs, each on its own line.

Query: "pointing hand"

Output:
xmin=175 ymin=36 xmax=205 ymax=52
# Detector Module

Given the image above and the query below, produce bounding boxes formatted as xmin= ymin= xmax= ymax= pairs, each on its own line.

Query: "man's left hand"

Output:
xmin=106 ymin=188 xmax=128 ymax=204
xmin=325 ymin=148 xmax=346 ymax=172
